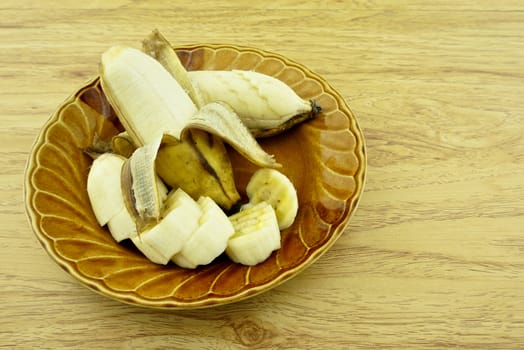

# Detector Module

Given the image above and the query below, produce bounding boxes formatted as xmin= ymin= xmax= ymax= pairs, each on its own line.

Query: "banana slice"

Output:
xmin=172 ymin=196 xmax=235 ymax=269
xmin=243 ymin=168 xmax=298 ymax=230
xmin=87 ymin=153 xmax=126 ymax=227
xmin=131 ymin=236 xmax=167 ymax=265
xmin=226 ymin=202 xmax=281 ymax=266
xmin=134 ymin=188 xmax=202 ymax=264
xmin=111 ymin=131 xmax=137 ymax=158
xmin=107 ymin=206 xmax=137 ymax=242
xmin=163 ymin=187 xmax=201 ymax=216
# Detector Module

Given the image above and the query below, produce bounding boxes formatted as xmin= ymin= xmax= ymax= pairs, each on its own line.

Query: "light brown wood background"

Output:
xmin=2 ymin=1 xmax=523 ymax=349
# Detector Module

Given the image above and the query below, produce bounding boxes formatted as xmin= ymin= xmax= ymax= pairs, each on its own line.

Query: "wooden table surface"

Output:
xmin=2 ymin=1 xmax=523 ymax=349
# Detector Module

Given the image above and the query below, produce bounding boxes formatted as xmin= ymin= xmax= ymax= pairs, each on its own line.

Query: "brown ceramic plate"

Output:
xmin=24 ymin=44 xmax=366 ymax=309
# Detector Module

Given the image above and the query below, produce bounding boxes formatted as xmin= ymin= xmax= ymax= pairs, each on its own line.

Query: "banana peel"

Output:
xmin=155 ymin=133 xmax=241 ymax=211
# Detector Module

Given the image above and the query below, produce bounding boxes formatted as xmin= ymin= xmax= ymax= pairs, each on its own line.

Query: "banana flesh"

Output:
xmin=87 ymin=153 xmax=126 ymax=227
xmin=135 ymin=189 xmax=202 ymax=264
xmin=131 ymin=236 xmax=167 ymax=265
xmin=100 ymin=46 xmax=197 ymax=144
xmin=188 ymin=70 xmax=320 ymax=137
xmin=226 ymin=202 xmax=281 ymax=266
xmin=172 ymin=196 xmax=235 ymax=269
xmin=243 ymin=168 xmax=299 ymax=230
xmin=163 ymin=187 xmax=201 ymax=216
xmin=107 ymin=206 xmax=137 ymax=242
xmin=88 ymin=158 xmax=285 ymax=266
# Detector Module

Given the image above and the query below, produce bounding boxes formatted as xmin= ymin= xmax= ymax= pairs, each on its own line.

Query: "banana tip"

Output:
xmin=310 ymin=99 xmax=321 ymax=116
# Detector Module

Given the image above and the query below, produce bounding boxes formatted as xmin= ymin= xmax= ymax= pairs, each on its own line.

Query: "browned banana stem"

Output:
xmin=250 ymin=100 xmax=322 ymax=138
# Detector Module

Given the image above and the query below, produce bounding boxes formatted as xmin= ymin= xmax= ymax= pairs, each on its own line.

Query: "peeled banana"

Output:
xmin=188 ymin=69 xmax=321 ymax=137
xmin=100 ymin=46 xmax=197 ymax=144
xmin=226 ymin=202 xmax=281 ymax=266
xmin=87 ymin=154 xmax=287 ymax=267
xmin=87 ymin=145 xmax=170 ymax=242
xmin=126 ymin=188 xmax=203 ymax=265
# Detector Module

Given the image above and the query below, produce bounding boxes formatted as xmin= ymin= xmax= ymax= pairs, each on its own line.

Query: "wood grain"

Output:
xmin=1 ymin=1 xmax=523 ymax=349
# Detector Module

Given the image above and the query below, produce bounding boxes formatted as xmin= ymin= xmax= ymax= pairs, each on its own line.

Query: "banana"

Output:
xmin=131 ymin=236 xmax=167 ymax=265
xmin=226 ymin=202 xmax=281 ymax=266
xmin=172 ymin=196 xmax=235 ymax=269
xmin=134 ymin=188 xmax=202 ymax=264
xmin=142 ymin=30 xmax=241 ymax=201
xmin=163 ymin=187 xmax=202 ymax=217
xmin=121 ymin=135 xmax=167 ymax=230
xmin=86 ymin=153 xmax=126 ymax=227
xmin=143 ymin=32 xmax=243 ymax=207
xmin=100 ymin=46 xmax=198 ymax=144
xmin=243 ymin=168 xmax=298 ymax=230
xmin=87 ymin=156 xmax=286 ymax=267
xmin=107 ymin=206 xmax=137 ymax=242
xmin=155 ymin=133 xmax=240 ymax=210
xmin=142 ymin=29 xmax=206 ymax=108
xmin=182 ymin=101 xmax=279 ymax=168
xmin=86 ymin=146 xmax=169 ymax=242
xmin=111 ymin=131 xmax=137 ymax=158
xmin=188 ymin=70 xmax=321 ymax=137
xmin=92 ymin=36 xmax=306 ymax=268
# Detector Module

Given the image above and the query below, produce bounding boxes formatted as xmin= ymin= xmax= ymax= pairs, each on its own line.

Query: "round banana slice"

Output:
xmin=131 ymin=236 xmax=167 ymax=265
xmin=172 ymin=196 xmax=235 ymax=269
xmin=226 ymin=202 xmax=281 ymax=266
xmin=136 ymin=188 xmax=202 ymax=264
xmin=244 ymin=168 xmax=298 ymax=230
xmin=107 ymin=206 xmax=137 ymax=242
